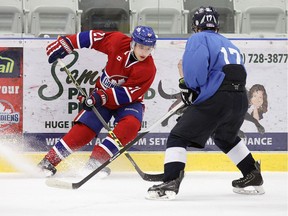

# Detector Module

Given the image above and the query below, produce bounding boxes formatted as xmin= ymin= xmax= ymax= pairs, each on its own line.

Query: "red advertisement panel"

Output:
xmin=0 ymin=48 xmax=23 ymax=135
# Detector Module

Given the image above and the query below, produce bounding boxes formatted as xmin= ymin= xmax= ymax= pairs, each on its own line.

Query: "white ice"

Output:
xmin=0 ymin=171 xmax=287 ymax=216
xmin=0 ymin=142 xmax=287 ymax=216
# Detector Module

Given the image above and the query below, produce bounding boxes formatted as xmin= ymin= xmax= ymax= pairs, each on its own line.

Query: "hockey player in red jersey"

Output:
xmin=38 ymin=26 xmax=157 ymax=177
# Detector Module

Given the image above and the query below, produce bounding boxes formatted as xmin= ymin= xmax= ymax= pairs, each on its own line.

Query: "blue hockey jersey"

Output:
xmin=182 ymin=30 xmax=244 ymax=104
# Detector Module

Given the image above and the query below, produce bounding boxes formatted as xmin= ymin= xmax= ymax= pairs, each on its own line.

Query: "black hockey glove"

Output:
xmin=179 ymin=78 xmax=197 ymax=106
xmin=77 ymin=89 xmax=107 ymax=111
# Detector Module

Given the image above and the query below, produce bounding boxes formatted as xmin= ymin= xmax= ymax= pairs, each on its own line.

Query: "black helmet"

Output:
xmin=192 ymin=6 xmax=219 ymax=32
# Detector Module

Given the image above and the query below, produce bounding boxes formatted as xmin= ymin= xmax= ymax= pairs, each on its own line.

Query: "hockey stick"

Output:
xmin=46 ymin=100 xmax=185 ymax=189
xmin=56 ymin=59 xmax=176 ymax=182
xmin=56 ymin=59 xmax=147 ymax=176
xmin=124 ymin=153 xmax=164 ymax=181
xmin=57 ymin=59 xmax=121 ymax=144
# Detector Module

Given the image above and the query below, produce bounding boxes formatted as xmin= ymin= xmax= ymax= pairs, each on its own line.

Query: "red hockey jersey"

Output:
xmin=67 ymin=30 xmax=156 ymax=110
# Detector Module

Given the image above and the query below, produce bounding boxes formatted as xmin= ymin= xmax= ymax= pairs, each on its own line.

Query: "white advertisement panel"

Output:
xmin=1 ymin=38 xmax=287 ymax=151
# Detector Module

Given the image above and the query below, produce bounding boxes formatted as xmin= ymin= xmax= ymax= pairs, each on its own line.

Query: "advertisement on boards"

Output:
xmin=1 ymin=38 xmax=286 ymax=152
xmin=0 ymin=47 xmax=23 ymax=136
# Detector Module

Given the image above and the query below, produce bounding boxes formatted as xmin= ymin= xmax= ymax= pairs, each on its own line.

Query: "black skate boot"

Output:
xmin=232 ymin=161 xmax=265 ymax=195
xmin=84 ymin=157 xmax=111 ymax=178
xmin=38 ymin=158 xmax=57 ymax=177
xmin=146 ymin=170 xmax=184 ymax=200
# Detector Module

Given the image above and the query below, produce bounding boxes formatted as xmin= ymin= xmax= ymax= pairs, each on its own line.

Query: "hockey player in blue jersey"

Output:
xmin=146 ymin=6 xmax=264 ymax=200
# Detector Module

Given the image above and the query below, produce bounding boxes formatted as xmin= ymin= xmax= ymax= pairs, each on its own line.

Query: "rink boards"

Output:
xmin=0 ymin=152 xmax=287 ymax=172
xmin=0 ymin=38 xmax=287 ymax=173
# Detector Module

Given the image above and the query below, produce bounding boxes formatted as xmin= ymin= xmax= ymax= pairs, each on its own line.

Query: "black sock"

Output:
xmin=164 ymin=162 xmax=185 ymax=182
xmin=236 ymin=153 xmax=256 ymax=176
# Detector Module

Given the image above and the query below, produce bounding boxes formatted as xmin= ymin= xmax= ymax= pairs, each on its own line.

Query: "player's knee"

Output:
xmin=166 ymin=133 xmax=189 ymax=149
xmin=214 ymin=136 xmax=241 ymax=153
xmin=114 ymin=116 xmax=141 ymax=144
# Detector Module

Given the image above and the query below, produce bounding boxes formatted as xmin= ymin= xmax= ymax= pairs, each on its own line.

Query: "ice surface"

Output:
xmin=0 ymin=172 xmax=287 ymax=216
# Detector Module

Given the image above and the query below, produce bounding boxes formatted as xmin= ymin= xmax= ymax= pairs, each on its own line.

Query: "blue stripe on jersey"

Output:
xmin=54 ymin=141 xmax=71 ymax=158
xmin=78 ymin=31 xmax=91 ymax=48
xmin=102 ymin=138 xmax=119 ymax=155
xmin=114 ymin=87 xmax=131 ymax=104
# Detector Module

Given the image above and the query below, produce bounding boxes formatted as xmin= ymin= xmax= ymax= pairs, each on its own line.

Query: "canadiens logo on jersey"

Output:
xmin=100 ymin=71 xmax=127 ymax=89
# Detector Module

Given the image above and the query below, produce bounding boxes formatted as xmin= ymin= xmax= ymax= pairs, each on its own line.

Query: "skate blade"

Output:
xmin=145 ymin=191 xmax=176 ymax=200
xmin=96 ymin=170 xmax=110 ymax=179
xmin=233 ymin=185 xmax=265 ymax=195
xmin=43 ymin=170 xmax=54 ymax=177
xmin=78 ymin=169 xmax=111 ymax=179
xmin=37 ymin=167 xmax=55 ymax=178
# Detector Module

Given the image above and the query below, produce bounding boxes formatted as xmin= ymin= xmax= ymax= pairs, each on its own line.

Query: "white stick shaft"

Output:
xmin=143 ymin=101 xmax=184 ymax=133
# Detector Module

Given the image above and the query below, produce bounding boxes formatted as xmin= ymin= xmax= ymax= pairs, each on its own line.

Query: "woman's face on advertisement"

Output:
xmin=251 ymin=90 xmax=264 ymax=108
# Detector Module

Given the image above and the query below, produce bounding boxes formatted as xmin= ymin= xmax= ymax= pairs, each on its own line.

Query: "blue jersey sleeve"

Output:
xmin=182 ymin=35 xmax=210 ymax=91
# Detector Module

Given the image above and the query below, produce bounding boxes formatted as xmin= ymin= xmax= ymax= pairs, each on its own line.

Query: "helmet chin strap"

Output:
xmin=130 ymin=41 xmax=138 ymax=60
xmin=131 ymin=51 xmax=138 ymax=60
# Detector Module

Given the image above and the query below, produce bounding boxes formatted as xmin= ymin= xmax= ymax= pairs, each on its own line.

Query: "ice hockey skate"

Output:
xmin=146 ymin=171 xmax=184 ymax=200
xmin=37 ymin=158 xmax=57 ymax=177
xmin=82 ymin=157 xmax=111 ymax=178
xmin=232 ymin=161 xmax=265 ymax=195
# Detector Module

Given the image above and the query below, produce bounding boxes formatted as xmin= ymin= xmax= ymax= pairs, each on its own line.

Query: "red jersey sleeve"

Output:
xmin=67 ymin=30 xmax=127 ymax=56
